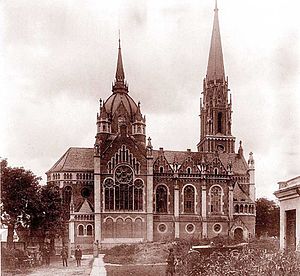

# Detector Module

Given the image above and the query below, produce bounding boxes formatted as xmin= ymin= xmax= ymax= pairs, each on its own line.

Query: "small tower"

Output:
xmin=248 ymin=152 xmax=255 ymax=201
xmin=96 ymin=99 xmax=111 ymax=138
xmin=198 ymin=1 xmax=235 ymax=153
xmin=132 ymin=102 xmax=146 ymax=146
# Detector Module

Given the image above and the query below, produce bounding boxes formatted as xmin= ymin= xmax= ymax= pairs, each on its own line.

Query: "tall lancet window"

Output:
xmin=217 ymin=112 xmax=222 ymax=133
xmin=184 ymin=185 xmax=195 ymax=213
xmin=156 ymin=185 xmax=168 ymax=213
xmin=210 ymin=185 xmax=222 ymax=213
xmin=63 ymin=186 xmax=72 ymax=205
xmin=63 ymin=186 xmax=72 ymax=220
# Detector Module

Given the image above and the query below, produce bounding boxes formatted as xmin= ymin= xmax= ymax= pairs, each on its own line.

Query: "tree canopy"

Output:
xmin=1 ymin=162 xmax=65 ymax=247
xmin=255 ymin=197 xmax=280 ymax=238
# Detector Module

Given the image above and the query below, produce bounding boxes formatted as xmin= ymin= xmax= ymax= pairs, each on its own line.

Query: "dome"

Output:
xmin=104 ymin=92 xmax=138 ymax=117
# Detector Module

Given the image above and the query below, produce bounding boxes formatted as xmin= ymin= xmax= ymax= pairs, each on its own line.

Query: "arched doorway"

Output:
xmin=234 ymin=228 xmax=244 ymax=242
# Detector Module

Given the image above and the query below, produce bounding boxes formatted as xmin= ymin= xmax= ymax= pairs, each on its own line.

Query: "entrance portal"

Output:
xmin=286 ymin=209 xmax=296 ymax=251
xmin=234 ymin=228 xmax=244 ymax=242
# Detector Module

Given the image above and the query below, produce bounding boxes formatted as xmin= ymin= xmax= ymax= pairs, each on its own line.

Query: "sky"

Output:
xmin=0 ymin=0 xmax=299 ymax=200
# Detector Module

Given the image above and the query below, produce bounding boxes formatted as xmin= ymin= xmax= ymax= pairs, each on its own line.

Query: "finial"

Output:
xmin=215 ymin=0 xmax=218 ymax=12
xmin=99 ymin=98 xmax=102 ymax=107
xmin=138 ymin=101 xmax=140 ymax=107
xmin=147 ymin=137 xmax=152 ymax=148
xmin=238 ymin=140 xmax=243 ymax=156
xmin=118 ymin=29 xmax=121 ymax=49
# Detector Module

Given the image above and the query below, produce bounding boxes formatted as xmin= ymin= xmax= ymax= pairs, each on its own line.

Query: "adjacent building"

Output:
xmin=47 ymin=3 xmax=256 ymax=250
xmin=274 ymin=176 xmax=300 ymax=251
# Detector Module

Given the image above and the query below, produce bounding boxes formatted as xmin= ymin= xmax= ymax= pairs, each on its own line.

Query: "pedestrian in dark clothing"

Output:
xmin=166 ymin=248 xmax=175 ymax=276
xmin=74 ymin=245 xmax=82 ymax=267
xmin=44 ymin=245 xmax=51 ymax=266
xmin=61 ymin=246 xmax=68 ymax=267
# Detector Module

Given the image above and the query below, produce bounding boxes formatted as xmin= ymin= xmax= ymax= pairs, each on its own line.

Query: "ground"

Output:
xmin=4 ymin=238 xmax=299 ymax=276
xmin=1 ymin=255 xmax=94 ymax=276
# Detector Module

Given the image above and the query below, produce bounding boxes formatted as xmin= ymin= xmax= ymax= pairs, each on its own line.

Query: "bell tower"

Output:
xmin=197 ymin=1 xmax=235 ymax=153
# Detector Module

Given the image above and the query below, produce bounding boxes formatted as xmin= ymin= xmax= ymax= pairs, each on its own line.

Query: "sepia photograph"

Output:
xmin=0 ymin=0 xmax=300 ymax=275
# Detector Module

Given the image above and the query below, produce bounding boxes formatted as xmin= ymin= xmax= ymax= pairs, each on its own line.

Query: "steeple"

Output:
xmin=113 ymin=33 xmax=128 ymax=93
xmin=206 ymin=0 xmax=225 ymax=82
xmin=198 ymin=1 xmax=235 ymax=154
xmin=115 ymin=36 xmax=125 ymax=83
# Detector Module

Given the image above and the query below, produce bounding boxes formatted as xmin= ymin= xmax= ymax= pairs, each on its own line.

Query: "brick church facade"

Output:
xmin=47 ymin=4 xmax=256 ymax=250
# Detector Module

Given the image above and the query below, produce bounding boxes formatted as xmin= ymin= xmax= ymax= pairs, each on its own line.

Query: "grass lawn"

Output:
xmin=106 ymin=264 xmax=166 ymax=276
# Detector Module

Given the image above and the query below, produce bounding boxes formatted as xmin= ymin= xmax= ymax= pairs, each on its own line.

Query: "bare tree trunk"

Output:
xmin=7 ymin=223 xmax=14 ymax=249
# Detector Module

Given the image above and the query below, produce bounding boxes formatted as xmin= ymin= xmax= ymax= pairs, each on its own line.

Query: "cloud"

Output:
xmin=0 ymin=0 xmax=300 ymax=199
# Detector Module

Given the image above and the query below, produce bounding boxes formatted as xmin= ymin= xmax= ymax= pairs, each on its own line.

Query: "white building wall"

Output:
xmin=279 ymin=197 xmax=300 ymax=251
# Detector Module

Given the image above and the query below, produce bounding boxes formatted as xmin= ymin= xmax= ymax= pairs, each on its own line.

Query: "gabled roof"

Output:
xmin=152 ymin=149 xmax=248 ymax=175
xmin=47 ymin=147 xmax=94 ymax=173
xmin=76 ymin=199 xmax=94 ymax=213
xmin=233 ymin=182 xmax=252 ymax=202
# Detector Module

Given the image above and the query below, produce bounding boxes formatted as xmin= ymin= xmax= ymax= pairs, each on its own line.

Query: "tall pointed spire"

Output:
xmin=113 ymin=31 xmax=128 ymax=93
xmin=206 ymin=0 xmax=225 ymax=82
xmin=115 ymin=31 xmax=125 ymax=83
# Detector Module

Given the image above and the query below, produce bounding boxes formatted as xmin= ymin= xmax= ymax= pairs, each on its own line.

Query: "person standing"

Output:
xmin=60 ymin=246 xmax=68 ymax=267
xmin=74 ymin=245 xmax=82 ymax=267
xmin=44 ymin=244 xmax=51 ymax=266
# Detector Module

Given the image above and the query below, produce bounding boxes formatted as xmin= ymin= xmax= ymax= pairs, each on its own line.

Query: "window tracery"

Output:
xmin=103 ymin=165 xmax=144 ymax=211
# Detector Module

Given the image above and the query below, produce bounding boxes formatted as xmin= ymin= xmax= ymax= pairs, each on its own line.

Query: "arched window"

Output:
xmin=103 ymin=165 xmax=144 ymax=212
xmin=104 ymin=178 xmax=114 ymax=210
xmin=156 ymin=185 xmax=168 ymax=213
xmin=184 ymin=185 xmax=195 ymax=213
xmin=235 ymin=204 xmax=239 ymax=213
xmin=78 ymin=225 xmax=84 ymax=236
xmin=86 ymin=225 xmax=93 ymax=236
xmin=159 ymin=166 xmax=164 ymax=173
xmin=186 ymin=167 xmax=191 ymax=174
xmin=210 ymin=186 xmax=222 ymax=213
xmin=217 ymin=112 xmax=222 ymax=133
xmin=63 ymin=186 xmax=72 ymax=205
xmin=134 ymin=179 xmax=144 ymax=211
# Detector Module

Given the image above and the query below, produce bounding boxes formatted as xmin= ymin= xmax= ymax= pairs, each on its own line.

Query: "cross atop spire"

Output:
xmin=206 ymin=0 xmax=225 ymax=82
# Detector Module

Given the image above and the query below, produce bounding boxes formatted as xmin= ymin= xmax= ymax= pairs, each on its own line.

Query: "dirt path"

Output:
xmin=18 ymin=255 xmax=94 ymax=276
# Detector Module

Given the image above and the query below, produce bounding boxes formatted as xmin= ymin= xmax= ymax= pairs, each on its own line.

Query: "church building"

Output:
xmin=47 ymin=3 xmax=256 ymax=250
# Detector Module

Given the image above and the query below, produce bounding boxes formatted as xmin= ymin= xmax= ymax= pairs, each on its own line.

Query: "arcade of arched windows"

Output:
xmin=77 ymin=224 xmax=94 ymax=236
xmin=76 ymin=173 xmax=93 ymax=180
xmin=64 ymin=173 xmax=73 ymax=179
xmin=50 ymin=172 xmax=94 ymax=183
xmin=232 ymin=175 xmax=250 ymax=184
xmin=74 ymin=214 xmax=94 ymax=221
xmin=103 ymin=216 xmax=144 ymax=239
xmin=52 ymin=173 xmax=60 ymax=180
xmin=234 ymin=203 xmax=255 ymax=215
xmin=107 ymin=145 xmax=141 ymax=174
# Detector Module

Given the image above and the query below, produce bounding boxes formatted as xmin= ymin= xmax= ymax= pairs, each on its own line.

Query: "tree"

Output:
xmin=255 ymin=197 xmax=280 ymax=238
xmin=1 ymin=164 xmax=41 ymax=248
xmin=31 ymin=183 xmax=65 ymax=245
